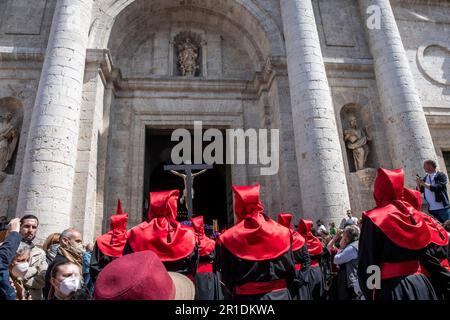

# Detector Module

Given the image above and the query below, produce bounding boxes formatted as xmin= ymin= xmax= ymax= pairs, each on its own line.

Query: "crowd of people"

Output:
xmin=0 ymin=160 xmax=449 ymax=301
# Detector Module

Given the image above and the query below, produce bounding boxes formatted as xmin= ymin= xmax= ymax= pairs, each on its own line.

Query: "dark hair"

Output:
xmin=20 ymin=215 xmax=39 ymax=225
xmin=443 ymin=220 xmax=450 ymax=233
xmin=50 ymin=260 xmax=80 ymax=279
xmin=424 ymin=159 xmax=437 ymax=169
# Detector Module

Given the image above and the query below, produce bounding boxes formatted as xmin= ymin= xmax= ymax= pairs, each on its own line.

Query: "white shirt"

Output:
xmin=424 ymin=173 xmax=445 ymax=211
xmin=317 ymin=224 xmax=327 ymax=233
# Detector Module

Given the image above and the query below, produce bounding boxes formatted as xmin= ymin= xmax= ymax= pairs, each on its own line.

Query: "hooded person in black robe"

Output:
xmin=277 ymin=213 xmax=312 ymax=300
xmin=403 ymin=188 xmax=450 ymax=300
xmin=358 ymin=168 xmax=437 ymax=300
xmin=191 ymin=216 xmax=222 ymax=300
xmin=216 ymin=183 xmax=296 ymax=300
xmin=123 ymin=190 xmax=198 ymax=279
xmin=297 ymin=219 xmax=325 ymax=300
xmin=90 ymin=199 xmax=128 ymax=283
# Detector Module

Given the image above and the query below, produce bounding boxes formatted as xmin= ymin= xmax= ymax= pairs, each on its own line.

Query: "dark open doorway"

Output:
xmin=143 ymin=128 xmax=232 ymax=230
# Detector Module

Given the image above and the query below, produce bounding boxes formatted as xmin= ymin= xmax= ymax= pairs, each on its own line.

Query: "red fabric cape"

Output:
xmin=277 ymin=213 xmax=306 ymax=251
xmin=96 ymin=199 xmax=128 ymax=257
xmin=363 ymin=168 xmax=431 ymax=250
xmin=219 ymin=184 xmax=291 ymax=261
xmin=297 ymin=219 xmax=323 ymax=256
xmin=191 ymin=216 xmax=215 ymax=257
xmin=127 ymin=190 xmax=196 ymax=261
xmin=404 ymin=188 xmax=448 ymax=247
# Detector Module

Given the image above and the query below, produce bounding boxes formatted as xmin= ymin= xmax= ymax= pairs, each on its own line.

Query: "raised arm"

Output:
xmin=192 ymin=169 xmax=207 ymax=178
xmin=170 ymin=170 xmax=186 ymax=178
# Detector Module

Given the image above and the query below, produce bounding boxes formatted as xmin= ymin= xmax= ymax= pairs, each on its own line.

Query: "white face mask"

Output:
xmin=11 ymin=262 xmax=29 ymax=278
xmin=59 ymin=276 xmax=80 ymax=296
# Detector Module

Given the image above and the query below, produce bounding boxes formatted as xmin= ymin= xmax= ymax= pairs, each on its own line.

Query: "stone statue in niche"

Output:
xmin=177 ymin=37 xmax=199 ymax=76
xmin=0 ymin=111 xmax=19 ymax=181
xmin=343 ymin=115 xmax=371 ymax=171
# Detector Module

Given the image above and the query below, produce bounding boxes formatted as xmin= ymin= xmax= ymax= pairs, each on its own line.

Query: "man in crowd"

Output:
xmin=328 ymin=226 xmax=361 ymax=300
xmin=43 ymin=228 xmax=84 ymax=299
xmin=18 ymin=215 xmax=47 ymax=300
xmin=339 ymin=210 xmax=358 ymax=229
xmin=416 ymin=159 xmax=450 ymax=223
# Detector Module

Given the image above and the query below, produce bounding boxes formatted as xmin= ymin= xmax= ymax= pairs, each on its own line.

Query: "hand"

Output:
xmin=7 ymin=218 xmax=20 ymax=233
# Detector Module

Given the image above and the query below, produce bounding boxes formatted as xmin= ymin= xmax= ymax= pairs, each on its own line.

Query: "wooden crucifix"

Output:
xmin=164 ymin=163 xmax=213 ymax=219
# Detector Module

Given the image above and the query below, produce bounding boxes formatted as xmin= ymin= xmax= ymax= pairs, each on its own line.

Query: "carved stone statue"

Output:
xmin=177 ymin=37 xmax=199 ymax=76
xmin=343 ymin=115 xmax=371 ymax=171
xmin=170 ymin=169 xmax=207 ymax=204
xmin=0 ymin=112 xmax=19 ymax=179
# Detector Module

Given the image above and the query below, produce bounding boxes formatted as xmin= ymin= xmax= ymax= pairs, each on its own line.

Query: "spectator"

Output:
xmin=43 ymin=228 xmax=84 ymax=299
xmin=42 ymin=233 xmax=60 ymax=264
xmin=83 ymin=243 xmax=94 ymax=295
xmin=9 ymin=246 xmax=31 ymax=300
xmin=48 ymin=260 xmax=88 ymax=300
xmin=328 ymin=226 xmax=361 ymax=300
xmin=94 ymin=250 xmax=195 ymax=300
xmin=329 ymin=222 xmax=337 ymax=236
xmin=0 ymin=218 xmax=21 ymax=300
xmin=416 ymin=159 xmax=450 ymax=223
xmin=18 ymin=215 xmax=47 ymax=300
xmin=316 ymin=220 xmax=327 ymax=234
xmin=339 ymin=210 xmax=358 ymax=229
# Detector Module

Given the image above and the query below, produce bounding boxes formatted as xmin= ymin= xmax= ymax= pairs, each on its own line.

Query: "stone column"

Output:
xmin=280 ymin=0 xmax=351 ymax=223
xmin=16 ymin=0 xmax=94 ymax=241
xmin=358 ymin=0 xmax=437 ymax=184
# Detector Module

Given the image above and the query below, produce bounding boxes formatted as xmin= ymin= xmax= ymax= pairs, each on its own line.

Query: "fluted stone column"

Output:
xmin=280 ymin=0 xmax=351 ymax=222
xmin=16 ymin=0 xmax=94 ymax=240
xmin=358 ymin=0 xmax=437 ymax=184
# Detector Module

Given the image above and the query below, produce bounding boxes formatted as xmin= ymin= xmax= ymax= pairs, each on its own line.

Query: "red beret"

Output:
xmin=94 ymin=250 xmax=194 ymax=300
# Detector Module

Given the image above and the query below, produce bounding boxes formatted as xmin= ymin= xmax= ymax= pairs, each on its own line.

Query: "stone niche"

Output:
xmin=171 ymin=31 xmax=204 ymax=77
xmin=340 ymin=103 xmax=377 ymax=214
xmin=0 ymin=97 xmax=22 ymax=219
xmin=0 ymin=97 xmax=22 ymax=180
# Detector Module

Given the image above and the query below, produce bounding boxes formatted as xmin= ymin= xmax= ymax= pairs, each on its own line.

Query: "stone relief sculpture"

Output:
xmin=0 ymin=111 xmax=19 ymax=181
xmin=176 ymin=37 xmax=199 ymax=76
xmin=343 ymin=115 xmax=371 ymax=171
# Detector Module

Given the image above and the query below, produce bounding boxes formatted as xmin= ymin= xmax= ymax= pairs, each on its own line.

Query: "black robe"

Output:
xmin=216 ymin=244 xmax=296 ymax=300
xmin=292 ymin=244 xmax=312 ymax=300
xmin=122 ymin=241 xmax=199 ymax=277
xmin=358 ymin=217 xmax=437 ymax=300
xmin=308 ymin=253 xmax=325 ymax=300
xmin=195 ymin=248 xmax=222 ymax=300
xmin=89 ymin=243 xmax=116 ymax=283
xmin=419 ymin=243 xmax=450 ymax=300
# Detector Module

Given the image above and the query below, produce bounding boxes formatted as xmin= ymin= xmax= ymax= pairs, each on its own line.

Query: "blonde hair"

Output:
xmin=43 ymin=233 xmax=61 ymax=252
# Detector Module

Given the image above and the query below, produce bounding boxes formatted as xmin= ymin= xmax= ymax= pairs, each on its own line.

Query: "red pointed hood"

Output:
xmin=403 ymin=188 xmax=448 ymax=246
xmin=363 ymin=168 xmax=431 ymax=250
xmin=191 ymin=216 xmax=215 ymax=256
xmin=277 ymin=213 xmax=293 ymax=228
xmin=297 ymin=219 xmax=323 ymax=256
xmin=96 ymin=199 xmax=128 ymax=257
xmin=127 ymin=190 xmax=196 ymax=261
xmin=277 ymin=213 xmax=305 ymax=251
xmin=218 ymin=184 xmax=291 ymax=261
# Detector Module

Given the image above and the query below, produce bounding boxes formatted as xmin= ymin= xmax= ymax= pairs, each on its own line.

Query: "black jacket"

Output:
xmin=421 ymin=171 xmax=449 ymax=208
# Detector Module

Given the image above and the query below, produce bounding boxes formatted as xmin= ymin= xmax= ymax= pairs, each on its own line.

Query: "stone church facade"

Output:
xmin=0 ymin=0 xmax=449 ymax=243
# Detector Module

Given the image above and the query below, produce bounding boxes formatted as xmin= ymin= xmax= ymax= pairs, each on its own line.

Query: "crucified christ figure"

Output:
xmin=170 ymin=169 xmax=207 ymax=204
